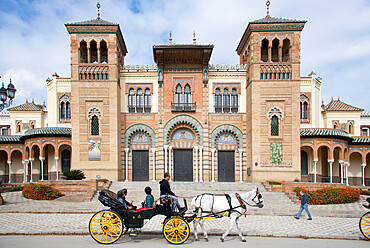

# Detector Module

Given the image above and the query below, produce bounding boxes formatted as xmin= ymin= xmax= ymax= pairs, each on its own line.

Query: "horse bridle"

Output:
xmin=240 ymin=191 xmax=263 ymax=208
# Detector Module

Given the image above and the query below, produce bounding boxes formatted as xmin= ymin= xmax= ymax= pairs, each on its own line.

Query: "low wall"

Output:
xmin=262 ymin=181 xmax=348 ymax=193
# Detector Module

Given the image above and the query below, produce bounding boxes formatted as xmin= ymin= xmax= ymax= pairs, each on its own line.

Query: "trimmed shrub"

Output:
xmin=293 ymin=178 xmax=301 ymax=182
xmin=267 ymin=181 xmax=282 ymax=185
xmin=62 ymin=170 xmax=86 ymax=180
xmin=7 ymin=186 xmax=24 ymax=192
xmin=98 ymin=178 xmax=109 ymax=183
xmin=22 ymin=184 xmax=64 ymax=200
xmin=294 ymin=187 xmax=360 ymax=205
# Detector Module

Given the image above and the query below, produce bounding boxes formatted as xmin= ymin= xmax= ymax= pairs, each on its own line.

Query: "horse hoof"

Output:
xmin=195 ymin=238 xmax=199 ymax=241
xmin=242 ymin=239 xmax=247 ymax=242
xmin=220 ymin=238 xmax=224 ymax=242
xmin=205 ymin=237 xmax=209 ymax=242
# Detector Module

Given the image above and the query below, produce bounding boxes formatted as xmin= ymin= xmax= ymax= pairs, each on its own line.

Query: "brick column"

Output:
xmin=199 ymin=146 xmax=203 ymax=182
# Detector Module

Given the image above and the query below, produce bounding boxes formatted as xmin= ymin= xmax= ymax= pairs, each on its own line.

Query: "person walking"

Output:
xmin=295 ymin=191 xmax=312 ymax=220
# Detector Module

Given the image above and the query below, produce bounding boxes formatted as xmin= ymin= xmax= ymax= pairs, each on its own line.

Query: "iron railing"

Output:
xmin=171 ymin=103 xmax=196 ymax=112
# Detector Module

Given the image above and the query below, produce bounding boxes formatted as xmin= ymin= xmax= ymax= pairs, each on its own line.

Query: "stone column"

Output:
xmin=164 ymin=145 xmax=168 ymax=173
xmin=97 ymin=45 xmax=101 ymax=63
xmin=328 ymin=159 xmax=334 ymax=184
xmin=361 ymin=163 xmax=367 ymax=187
xmin=168 ymin=146 xmax=172 ymax=181
xmin=199 ymin=146 xmax=203 ymax=182
xmin=339 ymin=160 xmax=344 ymax=184
xmin=124 ymin=148 xmax=129 ymax=182
xmin=55 ymin=157 xmax=59 ymax=180
xmin=194 ymin=146 xmax=198 ymax=182
xmin=29 ymin=158 xmax=34 ymax=182
xmin=23 ymin=160 xmax=27 ymax=183
xmin=87 ymin=44 xmax=91 ymax=63
xmin=211 ymin=148 xmax=216 ymax=182
xmin=151 ymin=148 xmax=156 ymax=182
xmin=279 ymin=45 xmax=283 ymax=62
xmin=239 ymin=149 xmax=243 ymax=182
xmin=313 ymin=159 xmax=318 ymax=183
xmin=39 ymin=157 xmax=45 ymax=181
xmin=268 ymin=45 xmax=272 ymax=62
xmin=7 ymin=161 xmax=11 ymax=183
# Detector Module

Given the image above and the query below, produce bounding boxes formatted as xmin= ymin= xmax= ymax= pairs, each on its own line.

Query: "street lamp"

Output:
xmin=0 ymin=79 xmax=16 ymax=112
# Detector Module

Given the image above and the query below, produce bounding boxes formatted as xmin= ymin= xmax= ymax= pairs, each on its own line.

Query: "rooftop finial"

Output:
xmin=169 ymin=31 xmax=173 ymax=44
xmin=193 ymin=31 xmax=196 ymax=44
xmin=97 ymin=2 xmax=101 ymax=19
xmin=266 ymin=0 xmax=271 ymax=18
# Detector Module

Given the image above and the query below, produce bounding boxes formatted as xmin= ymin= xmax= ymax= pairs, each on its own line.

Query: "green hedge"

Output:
xmin=267 ymin=181 xmax=282 ymax=185
xmin=22 ymin=184 xmax=64 ymax=200
xmin=294 ymin=187 xmax=360 ymax=205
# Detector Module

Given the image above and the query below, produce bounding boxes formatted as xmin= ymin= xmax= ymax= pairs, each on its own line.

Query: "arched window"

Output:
xmin=348 ymin=122 xmax=354 ymax=134
xmin=175 ymin=84 xmax=182 ymax=104
xmin=79 ymin=40 xmax=88 ymax=63
xmin=91 ymin=116 xmax=99 ymax=136
xmin=223 ymin=88 xmax=230 ymax=113
xmin=100 ymin=40 xmax=108 ymax=63
xmin=66 ymin=102 xmax=71 ymax=119
xmin=269 ymin=107 xmax=282 ymax=137
xmin=300 ymin=95 xmax=309 ymax=122
xmin=136 ymin=88 xmax=143 ymax=113
xmin=16 ymin=121 xmax=21 ymax=133
xmin=30 ymin=121 xmax=35 ymax=130
xmin=215 ymin=88 xmax=222 ymax=113
xmin=261 ymin=38 xmax=269 ymax=62
xmin=90 ymin=40 xmax=97 ymax=63
xmin=231 ymin=88 xmax=238 ymax=113
xmin=271 ymin=38 xmax=279 ymax=62
xmin=144 ymin=88 xmax=151 ymax=113
xmin=282 ymin=39 xmax=290 ymax=62
xmin=184 ymin=84 xmax=191 ymax=104
xmin=128 ymin=88 xmax=135 ymax=113
xmin=60 ymin=102 xmax=66 ymax=119
xmin=271 ymin=115 xmax=279 ymax=136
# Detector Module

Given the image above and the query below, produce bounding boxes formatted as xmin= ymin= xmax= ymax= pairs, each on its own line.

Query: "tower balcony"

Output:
xmin=171 ymin=103 xmax=196 ymax=112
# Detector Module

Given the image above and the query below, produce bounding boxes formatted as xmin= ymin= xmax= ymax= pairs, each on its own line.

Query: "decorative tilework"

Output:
xmin=217 ymin=134 xmax=235 ymax=143
xmin=300 ymin=140 xmax=314 ymax=144
xmin=211 ymin=124 xmax=243 ymax=148
xmin=89 ymin=140 xmax=101 ymax=161
xmin=42 ymin=139 xmax=56 ymax=143
xmin=125 ymin=124 xmax=155 ymax=148
xmin=164 ymin=115 xmax=203 ymax=145
xmin=349 ymin=147 xmax=363 ymax=151
xmin=270 ymin=143 xmax=283 ymax=163
xmin=30 ymin=140 xmax=40 ymax=144
xmin=132 ymin=133 xmax=149 ymax=143
xmin=333 ymin=141 xmax=344 ymax=146
xmin=172 ymin=129 xmax=195 ymax=141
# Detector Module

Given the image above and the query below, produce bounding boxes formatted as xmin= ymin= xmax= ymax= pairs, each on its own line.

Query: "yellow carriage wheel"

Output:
xmin=360 ymin=212 xmax=370 ymax=240
xmin=162 ymin=217 xmax=190 ymax=245
xmin=89 ymin=210 xmax=127 ymax=244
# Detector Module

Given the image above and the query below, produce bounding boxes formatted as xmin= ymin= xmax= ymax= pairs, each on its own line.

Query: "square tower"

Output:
xmin=65 ymin=16 xmax=127 ymax=180
xmin=236 ymin=15 xmax=306 ymax=182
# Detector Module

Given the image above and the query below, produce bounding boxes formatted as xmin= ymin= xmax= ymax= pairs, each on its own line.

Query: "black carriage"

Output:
xmin=89 ymin=189 xmax=190 ymax=245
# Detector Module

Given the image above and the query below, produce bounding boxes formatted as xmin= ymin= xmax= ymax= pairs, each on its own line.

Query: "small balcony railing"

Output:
xmin=128 ymin=106 xmax=151 ymax=113
xmin=171 ymin=103 xmax=196 ymax=112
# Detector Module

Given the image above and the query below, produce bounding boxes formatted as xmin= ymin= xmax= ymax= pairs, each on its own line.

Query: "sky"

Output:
xmin=0 ymin=0 xmax=369 ymax=110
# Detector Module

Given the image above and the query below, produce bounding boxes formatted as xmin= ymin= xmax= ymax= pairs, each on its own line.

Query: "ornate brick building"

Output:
xmin=0 ymin=7 xmax=369 ymax=185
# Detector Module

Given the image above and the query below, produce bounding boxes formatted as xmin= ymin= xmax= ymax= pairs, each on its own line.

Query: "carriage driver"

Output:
xmin=159 ymin=172 xmax=185 ymax=213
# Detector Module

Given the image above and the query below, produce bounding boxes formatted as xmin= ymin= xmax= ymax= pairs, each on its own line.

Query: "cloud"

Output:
xmin=0 ymin=0 xmax=369 ymax=110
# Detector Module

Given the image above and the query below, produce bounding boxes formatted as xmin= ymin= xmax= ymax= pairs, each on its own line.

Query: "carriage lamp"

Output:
xmin=96 ymin=175 xmax=101 ymax=180
xmin=0 ymin=79 xmax=17 ymax=111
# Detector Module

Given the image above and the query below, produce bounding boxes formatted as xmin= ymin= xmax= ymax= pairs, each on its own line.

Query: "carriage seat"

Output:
xmin=98 ymin=189 xmax=127 ymax=210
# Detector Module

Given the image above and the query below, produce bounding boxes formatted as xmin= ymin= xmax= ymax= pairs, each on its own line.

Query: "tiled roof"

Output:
xmin=325 ymin=99 xmax=363 ymax=111
xmin=352 ymin=137 xmax=370 ymax=143
xmin=361 ymin=111 xmax=370 ymax=117
xmin=23 ymin=128 xmax=71 ymax=138
xmin=250 ymin=16 xmax=307 ymax=24
xmin=7 ymin=102 xmax=42 ymax=112
xmin=66 ymin=18 xmax=117 ymax=26
xmin=300 ymin=128 xmax=351 ymax=138
xmin=0 ymin=136 xmax=21 ymax=142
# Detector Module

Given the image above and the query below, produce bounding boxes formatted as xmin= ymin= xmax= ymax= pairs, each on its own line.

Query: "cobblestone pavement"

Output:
xmin=0 ymin=213 xmax=365 ymax=240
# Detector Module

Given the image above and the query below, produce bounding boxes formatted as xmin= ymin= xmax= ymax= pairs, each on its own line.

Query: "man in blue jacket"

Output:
xmin=295 ymin=191 xmax=312 ymax=220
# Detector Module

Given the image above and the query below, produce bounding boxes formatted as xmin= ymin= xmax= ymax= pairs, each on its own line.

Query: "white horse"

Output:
xmin=191 ymin=188 xmax=263 ymax=242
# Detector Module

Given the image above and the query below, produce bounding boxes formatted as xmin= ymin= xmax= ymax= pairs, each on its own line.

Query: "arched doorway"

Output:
xmin=366 ymin=153 xmax=370 ymax=186
xmin=61 ymin=149 xmax=71 ymax=173
xmin=217 ymin=133 xmax=237 ymax=182
xmin=10 ymin=150 xmax=23 ymax=183
xmin=43 ymin=144 xmax=55 ymax=180
xmin=349 ymin=152 xmax=362 ymax=186
xmin=0 ymin=150 xmax=8 ymax=183
xmin=130 ymin=133 xmax=149 ymax=181
xmin=301 ymin=150 xmax=308 ymax=176
xmin=319 ymin=146 xmax=330 ymax=183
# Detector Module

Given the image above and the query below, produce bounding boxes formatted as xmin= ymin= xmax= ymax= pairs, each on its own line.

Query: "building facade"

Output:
xmin=0 ymin=9 xmax=369 ymax=185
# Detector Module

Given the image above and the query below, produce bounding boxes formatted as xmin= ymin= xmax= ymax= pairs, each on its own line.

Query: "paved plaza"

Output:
xmin=0 ymin=187 xmax=369 ymax=241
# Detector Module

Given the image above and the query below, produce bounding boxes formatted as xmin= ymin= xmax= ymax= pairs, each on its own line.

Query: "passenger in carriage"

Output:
xmin=117 ymin=188 xmax=137 ymax=210
xmin=136 ymin=186 xmax=156 ymax=212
